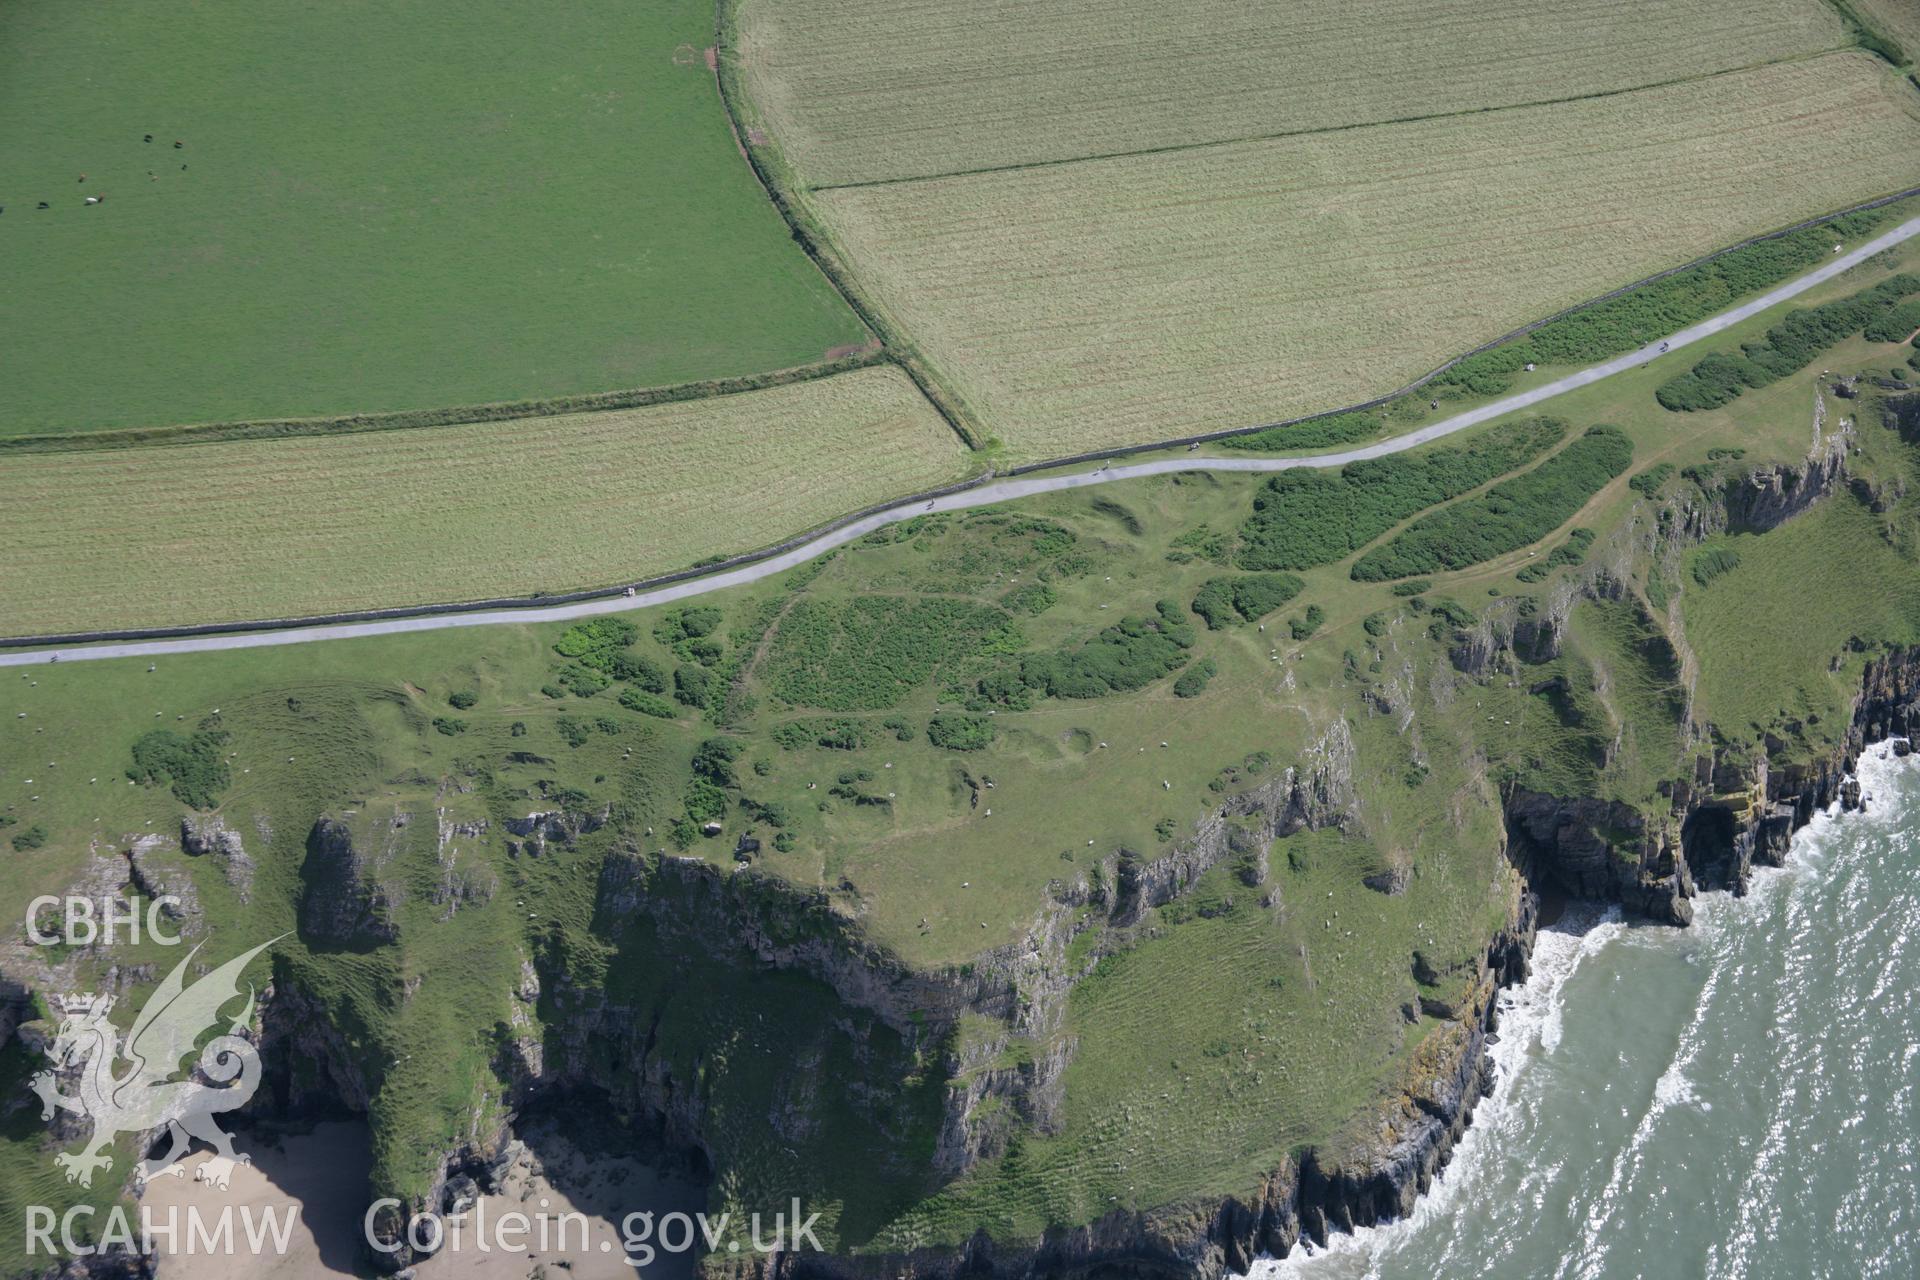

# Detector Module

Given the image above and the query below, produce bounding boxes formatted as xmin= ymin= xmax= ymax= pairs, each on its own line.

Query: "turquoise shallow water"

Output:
xmin=1260 ymin=746 xmax=1920 ymax=1280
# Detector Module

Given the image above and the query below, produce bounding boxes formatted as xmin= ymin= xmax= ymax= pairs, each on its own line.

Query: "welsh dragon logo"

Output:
xmin=29 ymin=938 xmax=281 ymax=1191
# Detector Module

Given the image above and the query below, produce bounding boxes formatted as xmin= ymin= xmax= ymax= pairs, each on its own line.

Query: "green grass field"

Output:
xmin=807 ymin=54 xmax=1920 ymax=459
xmin=0 ymin=366 xmax=969 ymax=635
xmin=738 ymin=0 xmax=1843 ymax=185
xmin=0 ymin=0 xmax=865 ymax=435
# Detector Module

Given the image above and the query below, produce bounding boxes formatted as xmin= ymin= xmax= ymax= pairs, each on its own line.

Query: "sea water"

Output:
xmin=1260 ymin=745 xmax=1920 ymax=1280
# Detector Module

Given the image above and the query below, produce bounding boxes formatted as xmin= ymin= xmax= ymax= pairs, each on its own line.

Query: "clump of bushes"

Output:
xmin=555 ymin=617 xmax=636 ymax=658
xmin=11 ymin=824 xmax=48 ymax=852
xmin=1173 ymin=659 xmax=1218 ymax=698
xmin=1351 ymin=427 xmax=1632 ymax=580
xmin=1015 ymin=600 xmax=1196 ymax=700
xmin=1691 ymin=547 xmax=1743 ymax=587
xmin=432 ymin=717 xmax=467 ymax=736
xmin=1190 ymin=573 xmax=1304 ymax=629
xmin=1629 ymin=464 xmax=1675 ymax=497
xmin=618 ymin=688 xmax=676 ymax=719
xmin=1220 ymin=409 xmax=1382 ymax=453
xmin=927 ymin=714 xmax=996 ymax=750
xmin=1000 ymin=583 xmax=1058 ymax=615
xmin=1431 ymin=210 xmax=1903 ymax=397
xmin=772 ymin=717 xmax=872 ymax=751
xmin=1656 ymin=276 xmax=1920 ymax=411
xmin=1237 ymin=419 xmax=1565 ymax=571
xmin=1289 ymin=604 xmax=1326 ymax=640
xmin=1863 ymin=298 xmax=1920 ymax=344
xmin=608 ymin=652 xmax=667 ymax=692
xmin=674 ymin=665 xmax=715 ymax=708
xmin=448 ymin=690 xmax=478 ymax=710
xmin=556 ymin=716 xmax=618 ymax=747
xmin=766 ymin=597 xmax=1020 ymax=710
xmin=127 ymin=728 xmax=230 ymax=809
xmin=557 ymin=665 xmax=610 ymax=698
xmin=692 ymin=737 xmax=742 ymax=786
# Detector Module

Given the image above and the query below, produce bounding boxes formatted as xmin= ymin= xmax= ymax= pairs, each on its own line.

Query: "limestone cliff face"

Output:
xmin=1512 ymin=646 xmax=1920 ymax=932
xmin=748 ymin=894 xmax=1538 ymax=1280
xmin=1723 ymin=413 xmax=1851 ymax=533
xmin=745 ymin=644 xmax=1920 ymax=1280
xmin=180 ymin=814 xmax=256 ymax=900
xmin=298 ymin=812 xmax=402 ymax=944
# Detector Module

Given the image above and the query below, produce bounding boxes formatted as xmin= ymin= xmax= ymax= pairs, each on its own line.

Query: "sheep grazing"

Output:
xmin=84 ymin=196 xmax=101 ymax=206
xmin=173 ymin=140 xmax=184 ymax=148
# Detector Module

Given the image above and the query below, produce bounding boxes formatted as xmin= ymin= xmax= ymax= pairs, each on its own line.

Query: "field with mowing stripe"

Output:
xmin=0 ymin=366 xmax=969 ymax=636
xmin=0 ymin=0 xmax=864 ymax=436
xmin=810 ymin=53 xmax=1920 ymax=460
xmin=735 ymin=0 xmax=1844 ymax=186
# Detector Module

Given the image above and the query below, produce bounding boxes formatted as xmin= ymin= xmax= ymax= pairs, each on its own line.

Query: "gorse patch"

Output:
xmin=1657 ymin=276 xmax=1920 ymax=411
xmin=1190 ymin=574 xmax=1305 ymax=629
xmin=127 ymin=728 xmax=232 ymax=809
xmin=618 ymin=688 xmax=677 ymax=719
xmin=1237 ymin=419 xmax=1565 ymax=571
xmin=772 ymin=717 xmax=872 ymax=751
xmin=1219 ymin=409 xmax=1381 ymax=453
xmin=1629 ymin=464 xmax=1675 ymax=497
xmin=1433 ymin=207 xmax=1903 ymax=397
xmin=927 ymin=714 xmax=996 ymax=750
xmin=766 ymin=596 xmax=1020 ymax=710
xmin=1173 ymin=659 xmax=1218 ymax=698
xmin=1691 ymin=547 xmax=1743 ymax=587
xmin=1351 ymin=427 xmax=1632 ymax=580
xmin=1014 ymin=600 xmax=1196 ymax=700
xmin=554 ymin=618 xmax=638 ymax=663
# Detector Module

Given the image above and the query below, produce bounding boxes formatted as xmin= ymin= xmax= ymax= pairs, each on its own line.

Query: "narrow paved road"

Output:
xmin=8 ymin=214 xmax=1918 ymax=669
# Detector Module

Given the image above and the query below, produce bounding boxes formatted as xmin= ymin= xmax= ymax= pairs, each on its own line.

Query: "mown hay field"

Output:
xmin=0 ymin=367 xmax=969 ymax=635
xmin=735 ymin=0 xmax=1843 ymax=186
xmin=811 ymin=54 xmax=1920 ymax=460
xmin=0 ymin=0 xmax=864 ymax=436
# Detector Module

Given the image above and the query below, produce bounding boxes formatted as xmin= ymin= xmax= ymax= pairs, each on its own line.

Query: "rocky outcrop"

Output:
xmin=1128 ymin=719 xmax=1355 ymax=917
xmin=298 ymin=813 xmax=401 ymax=944
xmin=748 ymin=893 xmax=1538 ymax=1280
xmin=503 ymin=805 xmax=607 ymax=857
xmin=123 ymin=834 xmax=202 ymax=936
xmin=1510 ymin=645 xmax=1920 ymax=928
xmin=1724 ymin=416 xmax=1850 ymax=533
xmin=180 ymin=814 xmax=256 ymax=900
xmin=752 ymin=644 xmax=1920 ymax=1280
xmin=1504 ymin=790 xmax=1692 ymax=924
xmin=256 ymin=980 xmax=374 ymax=1117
